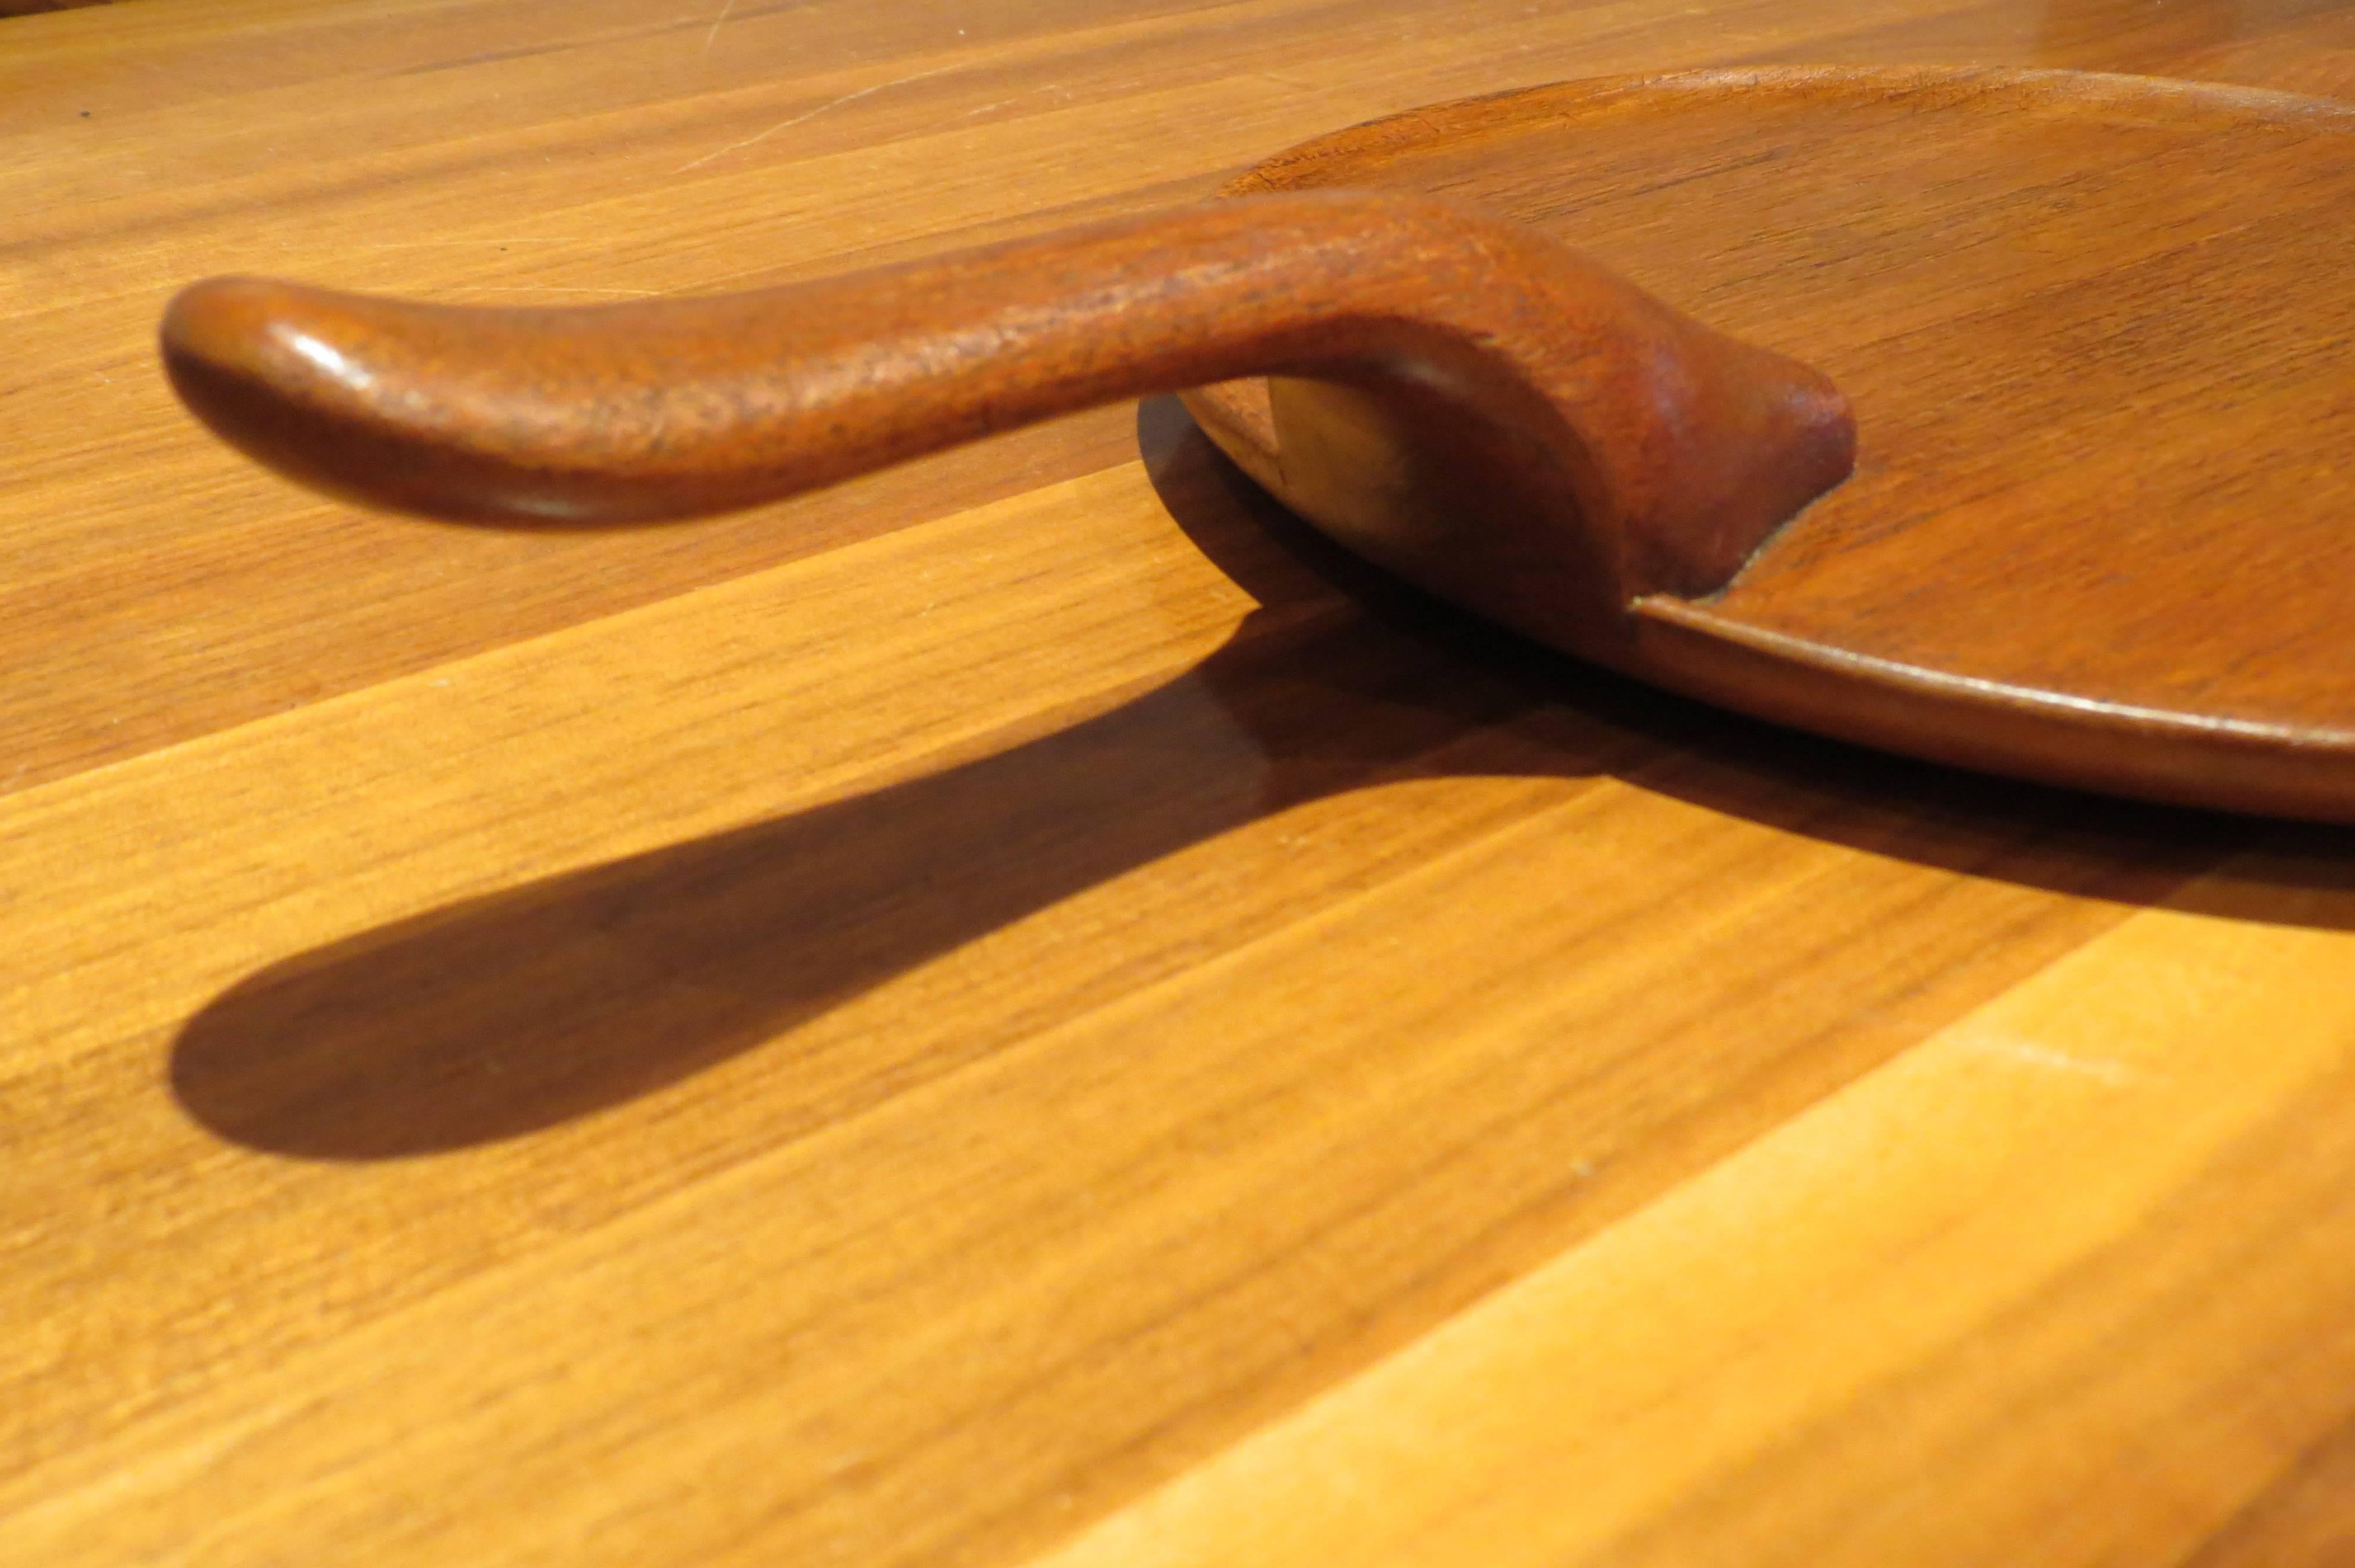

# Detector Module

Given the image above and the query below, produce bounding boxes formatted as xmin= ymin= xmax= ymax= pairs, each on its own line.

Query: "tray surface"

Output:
xmin=1189 ymin=68 xmax=2355 ymax=815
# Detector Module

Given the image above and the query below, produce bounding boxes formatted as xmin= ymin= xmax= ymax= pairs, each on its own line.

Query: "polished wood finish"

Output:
xmin=1196 ymin=66 xmax=2355 ymax=819
xmin=9 ymin=2 xmax=2355 ymax=1566
xmin=162 ymin=192 xmax=1853 ymax=609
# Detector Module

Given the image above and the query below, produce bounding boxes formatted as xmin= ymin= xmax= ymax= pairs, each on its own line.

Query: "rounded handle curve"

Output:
xmin=161 ymin=190 xmax=1853 ymax=613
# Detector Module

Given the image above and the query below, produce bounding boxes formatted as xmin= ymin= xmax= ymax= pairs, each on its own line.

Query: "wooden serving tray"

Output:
xmin=160 ymin=66 xmax=2355 ymax=819
xmin=1188 ymin=67 xmax=2355 ymax=820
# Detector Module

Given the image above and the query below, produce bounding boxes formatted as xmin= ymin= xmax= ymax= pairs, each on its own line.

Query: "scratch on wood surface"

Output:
xmin=1965 ymin=1029 xmax=2143 ymax=1087
xmin=280 ymin=239 xmax=588 ymax=251
xmin=465 ymin=285 xmax=664 ymax=297
xmin=676 ymin=63 xmax=960 ymax=172
xmin=700 ymin=0 xmax=734 ymax=55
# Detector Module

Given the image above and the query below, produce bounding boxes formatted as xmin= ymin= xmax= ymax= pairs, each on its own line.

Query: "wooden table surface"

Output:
xmin=9 ymin=1 xmax=2355 ymax=1563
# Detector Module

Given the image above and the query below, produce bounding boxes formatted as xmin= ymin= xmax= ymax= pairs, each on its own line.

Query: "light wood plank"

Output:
xmin=1040 ymin=879 xmax=2355 ymax=1567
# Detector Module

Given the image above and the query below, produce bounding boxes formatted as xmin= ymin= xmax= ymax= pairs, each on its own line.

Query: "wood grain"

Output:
xmin=6 ymin=2 xmax=2355 ymax=1566
xmin=5 ymin=0 xmax=2351 ymax=792
xmin=1198 ymin=67 xmax=2355 ymax=819
xmin=1036 ymin=877 xmax=2355 ymax=1568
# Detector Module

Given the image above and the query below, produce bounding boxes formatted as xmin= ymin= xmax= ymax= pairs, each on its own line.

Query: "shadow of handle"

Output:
xmin=159 ymin=191 xmax=1852 ymax=602
xmin=168 ymin=593 xmax=1555 ymax=1161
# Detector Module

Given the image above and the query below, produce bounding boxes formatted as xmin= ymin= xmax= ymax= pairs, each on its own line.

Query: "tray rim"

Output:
xmin=1221 ymin=65 xmax=2355 ymax=200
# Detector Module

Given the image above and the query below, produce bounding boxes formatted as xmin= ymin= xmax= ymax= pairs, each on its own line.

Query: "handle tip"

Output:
xmin=162 ymin=276 xmax=455 ymax=517
xmin=162 ymin=277 xmax=632 ymax=524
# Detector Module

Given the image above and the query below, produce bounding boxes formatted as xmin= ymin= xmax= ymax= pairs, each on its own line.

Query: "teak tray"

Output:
xmin=161 ymin=67 xmax=2355 ymax=820
xmin=1189 ymin=68 xmax=2355 ymax=821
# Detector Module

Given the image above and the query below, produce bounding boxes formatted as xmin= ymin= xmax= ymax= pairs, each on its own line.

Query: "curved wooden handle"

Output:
xmin=161 ymin=191 xmax=1852 ymax=606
